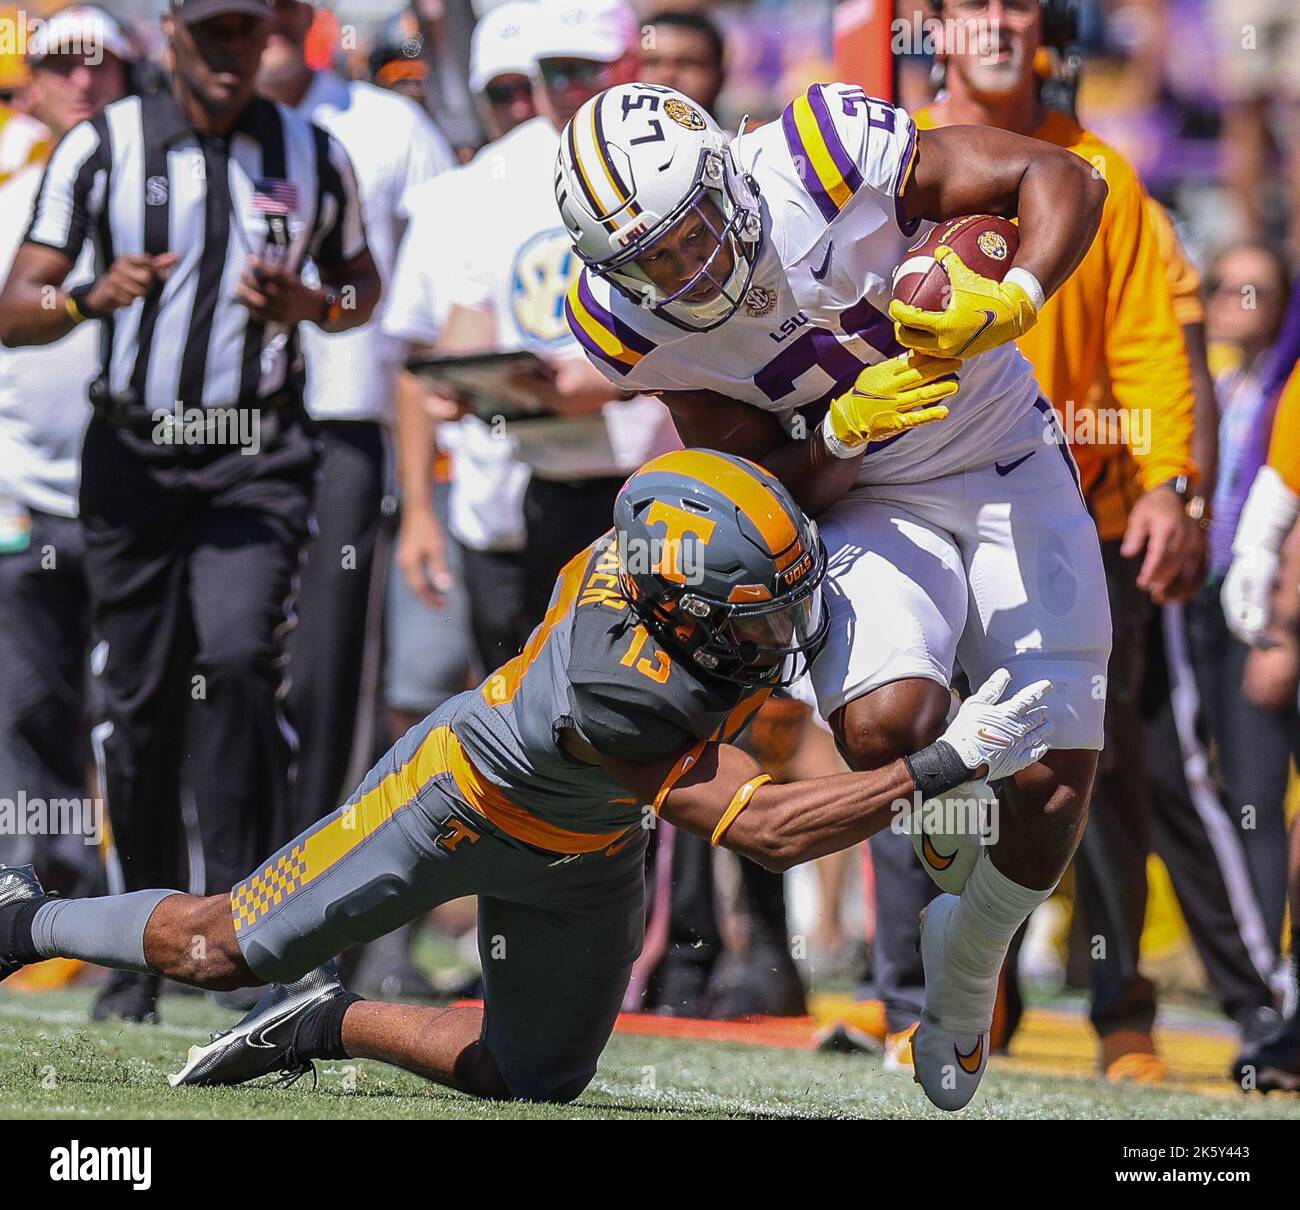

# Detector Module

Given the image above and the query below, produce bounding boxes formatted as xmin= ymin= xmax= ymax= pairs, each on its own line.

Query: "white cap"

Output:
xmin=532 ymin=0 xmax=635 ymax=65
xmin=470 ymin=1 xmax=539 ymax=93
xmin=28 ymin=6 xmax=140 ymax=65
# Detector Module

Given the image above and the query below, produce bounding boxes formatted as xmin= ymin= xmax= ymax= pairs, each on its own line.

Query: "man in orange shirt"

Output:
xmin=867 ymin=0 xmax=1205 ymax=1079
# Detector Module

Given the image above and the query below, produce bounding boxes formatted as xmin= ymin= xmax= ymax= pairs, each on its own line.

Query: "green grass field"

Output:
xmin=2 ymin=989 xmax=1299 ymax=1120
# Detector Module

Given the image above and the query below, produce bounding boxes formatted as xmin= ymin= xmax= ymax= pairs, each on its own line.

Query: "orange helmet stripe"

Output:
xmin=638 ymin=450 xmax=799 ymax=559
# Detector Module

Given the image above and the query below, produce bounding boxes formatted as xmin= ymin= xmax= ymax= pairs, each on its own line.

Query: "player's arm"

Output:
xmin=904 ymin=125 xmax=1105 ymax=300
xmin=889 ymin=125 xmax=1107 ymax=360
xmin=658 ymin=387 xmax=863 ymax=518
xmin=606 ymin=735 xmax=912 ymax=871
xmin=564 ymin=668 xmax=1053 ymax=871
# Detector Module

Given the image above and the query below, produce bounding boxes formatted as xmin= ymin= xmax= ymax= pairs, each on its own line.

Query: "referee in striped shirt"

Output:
xmin=0 ymin=0 xmax=379 ymax=1023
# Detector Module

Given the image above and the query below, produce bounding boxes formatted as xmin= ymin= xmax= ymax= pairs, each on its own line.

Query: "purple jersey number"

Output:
xmin=754 ymin=296 xmax=901 ymax=403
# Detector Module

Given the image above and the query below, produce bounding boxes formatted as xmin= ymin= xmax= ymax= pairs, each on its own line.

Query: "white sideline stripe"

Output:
xmin=1162 ymin=604 xmax=1276 ymax=983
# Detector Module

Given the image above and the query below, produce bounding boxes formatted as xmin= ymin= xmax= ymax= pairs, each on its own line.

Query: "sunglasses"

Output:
xmin=536 ymin=59 xmax=609 ymax=90
xmin=484 ymin=78 xmax=533 ymax=105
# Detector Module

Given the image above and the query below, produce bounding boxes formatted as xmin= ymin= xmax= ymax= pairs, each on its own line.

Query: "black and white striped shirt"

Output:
xmin=25 ymin=88 xmax=367 ymax=414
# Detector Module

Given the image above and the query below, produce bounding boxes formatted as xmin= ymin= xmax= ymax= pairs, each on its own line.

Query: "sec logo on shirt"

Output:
xmin=510 ymin=228 xmax=581 ymax=347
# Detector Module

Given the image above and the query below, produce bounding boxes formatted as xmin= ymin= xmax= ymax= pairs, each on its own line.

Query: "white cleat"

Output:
xmin=911 ymin=894 xmax=993 ymax=1112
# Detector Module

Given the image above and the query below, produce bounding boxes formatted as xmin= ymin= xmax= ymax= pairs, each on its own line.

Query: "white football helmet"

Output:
xmin=554 ymin=83 xmax=762 ymax=331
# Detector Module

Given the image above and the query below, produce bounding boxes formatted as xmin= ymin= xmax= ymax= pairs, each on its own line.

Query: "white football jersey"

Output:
xmin=566 ymin=83 xmax=1043 ymax=485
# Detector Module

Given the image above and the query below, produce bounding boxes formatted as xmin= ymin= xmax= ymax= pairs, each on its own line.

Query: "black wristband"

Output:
xmin=69 ymin=283 xmax=109 ymax=321
xmin=904 ymin=740 xmax=976 ymax=801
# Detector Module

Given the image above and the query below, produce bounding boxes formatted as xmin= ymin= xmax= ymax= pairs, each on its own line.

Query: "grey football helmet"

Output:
xmin=613 ymin=449 xmax=827 ymax=686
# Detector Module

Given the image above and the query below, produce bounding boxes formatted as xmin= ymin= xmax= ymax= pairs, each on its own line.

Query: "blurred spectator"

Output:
xmin=0 ymin=4 xmax=136 ymax=907
xmin=256 ymin=0 xmax=454 ymax=862
xmin=468 ymin=0 xmax=538 ymax=140
xmin=1193 ymin=244 xmax=1297 ymax=961
xmin=369 ymin=7 xmax=430 ymax=104
xmin=0 ymin=64 xmax=49 ymax=187
xmin=640 ymin=8 xmax=726 ymax=114
xmin=1137 ymin=210 xmax=1285 ymax=1059
xmin=385 ymin=0 xmax=539 ymax=677
xmin=1212 ymin=0 xmax=1300 ymax=256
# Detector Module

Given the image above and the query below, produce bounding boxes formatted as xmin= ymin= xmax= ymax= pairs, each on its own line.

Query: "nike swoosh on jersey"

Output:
xmin=994 ymin=451 xmax=1036 ymax=476
xmin=811 ymin=243 xmax=834 ymax=282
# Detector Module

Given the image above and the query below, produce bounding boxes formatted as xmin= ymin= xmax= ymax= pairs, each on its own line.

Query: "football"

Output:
xmin=891 ymin=215 xmax=1020 ymax=312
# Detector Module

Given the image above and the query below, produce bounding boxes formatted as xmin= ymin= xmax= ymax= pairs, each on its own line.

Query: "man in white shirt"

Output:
xmin=385 ymin=0 xmax=541 ymax=685
xmin=391 ymin=0 xmax=680 ymax=652
xmin=0 ymin=6 xmax=135 ymax=902
xmin=256 ymin=0 xmax=454 ymax=845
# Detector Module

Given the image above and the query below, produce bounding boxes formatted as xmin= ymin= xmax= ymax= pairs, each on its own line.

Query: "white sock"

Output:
xmin=929 ymin=852 xmax=1053 ymax=1031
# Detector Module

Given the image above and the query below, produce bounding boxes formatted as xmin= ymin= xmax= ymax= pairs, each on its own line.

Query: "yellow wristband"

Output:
xmin=65 ymin=294 xmax=87 ymax=324
xmin=710 ymin=773 xmax=772 ymax=847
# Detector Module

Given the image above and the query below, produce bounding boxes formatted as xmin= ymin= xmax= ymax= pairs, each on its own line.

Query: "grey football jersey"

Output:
xmin=447 ymin=534 xmax=769 ymax=839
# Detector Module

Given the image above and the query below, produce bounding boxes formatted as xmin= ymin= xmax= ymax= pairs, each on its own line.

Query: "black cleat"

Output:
xmin=169 ymin=963 xmax=349 ymax=1089
xmin=0 ymin=864 xmax=48 ymax=983
xmin=1236 ymin=1025 xmax=1300 ymax=1094
xmin=91 ymin=971 xmax=161 ymax=1024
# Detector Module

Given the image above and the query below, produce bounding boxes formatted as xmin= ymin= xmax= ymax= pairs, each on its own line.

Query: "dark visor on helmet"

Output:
xmin=685 ymin=548 xmax=829 ymax=687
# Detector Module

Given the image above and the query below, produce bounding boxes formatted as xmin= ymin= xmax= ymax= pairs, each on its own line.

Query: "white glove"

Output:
xmin=1222 ymin=467 xmax=1299 ymax=645
xmin=940 ymin=669 xmax=1054 ymax=782
xmin=1222 ymin=548 xmax=1279 ymax=646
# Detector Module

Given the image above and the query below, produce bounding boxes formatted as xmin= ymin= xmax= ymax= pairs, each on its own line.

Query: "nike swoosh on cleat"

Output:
xmin=811 ymin=243 xmax=834 ymax=282
xmin=956 ymin=1036 xmax=984 ymax=1074
xmin=921 ymin=833 xmax=956 ymax=870
xmin=994 ymin=451 xmax=1036 ymax=476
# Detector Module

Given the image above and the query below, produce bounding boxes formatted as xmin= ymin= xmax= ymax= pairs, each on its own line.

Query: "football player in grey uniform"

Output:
xmin=0 ymin=450 xmax=1051 ymax=1104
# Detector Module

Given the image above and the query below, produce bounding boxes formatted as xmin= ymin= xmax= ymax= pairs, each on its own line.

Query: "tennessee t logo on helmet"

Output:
xmin=642 ymin=499 xmax=716 ymax=585
xmin=613 ymin=449 xmax=828 ymax=686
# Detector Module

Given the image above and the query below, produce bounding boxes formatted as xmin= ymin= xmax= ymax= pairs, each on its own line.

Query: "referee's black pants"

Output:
xmin=283 ymin=419 xmax=389 ymax=840
xmin=79 ymin=412 xmax=317 ymax=895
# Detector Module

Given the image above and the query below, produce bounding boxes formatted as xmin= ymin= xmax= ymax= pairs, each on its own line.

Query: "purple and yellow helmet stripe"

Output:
xmin=564 ymin=272 xmax=657 ymax=375
xmin=781 ymin=84 xmax=864 ymax=223
xmin=566 ymin=92 xmax=643 ymax=235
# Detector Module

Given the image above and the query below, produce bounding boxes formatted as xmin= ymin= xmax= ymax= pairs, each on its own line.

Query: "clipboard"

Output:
xmin=405 ymin=350 xmax=556 ymax=422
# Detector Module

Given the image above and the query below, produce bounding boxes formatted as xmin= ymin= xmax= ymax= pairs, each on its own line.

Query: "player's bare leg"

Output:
xmin=833 ymin=679 xmax=1096 ymax=1110
xmin=341 ymin=1001 xmax=512 ymax=1099
xmin=0 ymin=880 xmax=525 ymax=1099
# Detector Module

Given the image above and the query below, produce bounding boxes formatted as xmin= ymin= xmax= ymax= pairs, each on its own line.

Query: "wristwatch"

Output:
xmin=1161 ymin=474 xmax=1212 ymax=529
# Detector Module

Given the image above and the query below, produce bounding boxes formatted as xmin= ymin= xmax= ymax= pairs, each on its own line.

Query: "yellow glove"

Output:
xmin=823 ymin=351 xmax=960 ymax=458
xmin=888 ymin=245 xmax=1042 ymax=360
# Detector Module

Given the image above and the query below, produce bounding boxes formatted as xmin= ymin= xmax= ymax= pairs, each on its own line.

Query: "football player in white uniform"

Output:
xmin=555 ymin=82 xmax=1110 ymax=1110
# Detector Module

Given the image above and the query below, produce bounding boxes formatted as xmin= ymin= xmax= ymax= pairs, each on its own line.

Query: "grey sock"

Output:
xmin=31 ymin=890 xmax=178 ymax=974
